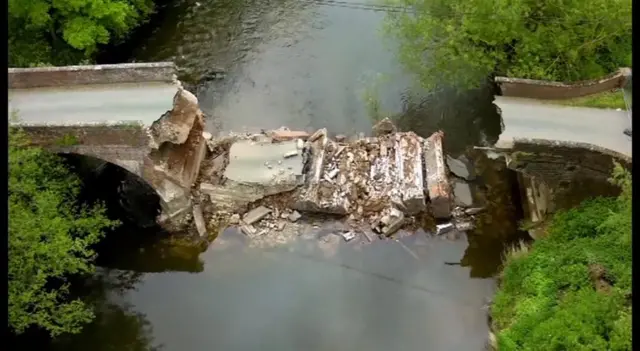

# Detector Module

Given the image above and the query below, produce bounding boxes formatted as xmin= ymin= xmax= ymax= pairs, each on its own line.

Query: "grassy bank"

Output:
xmin=550 ymin=90 xmax=627 ymax=110
xmin=491 ymin=164 xmax=632 ymax=350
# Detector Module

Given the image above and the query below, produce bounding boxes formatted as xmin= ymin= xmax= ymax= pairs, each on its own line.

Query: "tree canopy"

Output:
xmin=384 ymin=0 xmax=632 ymax=90
xmin=8 ymin=0 xmax=154 ymax=67
xmin=9 ymin=126 xmax=118 ymax=336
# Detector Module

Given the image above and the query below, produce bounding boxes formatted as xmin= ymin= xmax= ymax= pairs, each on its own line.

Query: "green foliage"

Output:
xmin=553 ymin=90 xmax=627 ymax=110
xmin=9 ymin=126 xmax=119 ymax=336
xmin=492 ymin=163 xmax=632 ymax=350
xmin=384 ymin=0 xmax=632 ymax=90
xmin=55 ymin=134 xmax=80 ymax=146
xmin=8 ymin=0 xmax=154 ymax=66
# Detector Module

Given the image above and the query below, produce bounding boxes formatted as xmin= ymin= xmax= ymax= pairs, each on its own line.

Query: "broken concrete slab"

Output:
xmin=423 ymin=131 xmax=452 ymax=219
xmin=436 ymin=223 xmax=454 ymax=235
xmin=446 ymin=154 xmax=476 ymax=181
xmin=341 ymin=231 xmax=356 ymax=242
xmin=394 ymin=133 xmax=426 ymax=214
xmin=225 ymin=139 xmax=304 ymax=185
xmin=200 ymin=179 xmax=297 ymax=213
xmin=243 ymin=206 xmax=272 ymax=225
xmin=372 ymin=207 xmax=405 ymax=236
xmin=269 ymin=129 xmax=310 ymax=142
xmin=192 ymin=204 xmax=207 ymax=237
xmin=288 ymin=210 xmax=302 ymax=222
xmin=452 ymin=180 xmax=474 ymax=207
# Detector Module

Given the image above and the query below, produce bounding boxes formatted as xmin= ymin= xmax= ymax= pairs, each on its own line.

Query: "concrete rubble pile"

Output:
xmin=190 ymin=118 xmax=481 ymax=242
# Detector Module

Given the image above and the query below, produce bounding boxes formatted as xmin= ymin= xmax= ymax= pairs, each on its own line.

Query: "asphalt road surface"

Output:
xmin=8 ymin=82 xmax=178 ymax=126
xmin=495 ymin=96 xmax=632 ymax=156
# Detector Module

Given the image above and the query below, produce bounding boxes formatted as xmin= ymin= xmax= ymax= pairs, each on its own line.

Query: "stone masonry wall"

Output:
xmin=9 ymin=62 xmax=176 ymax=89
xmin=506 ymin=138 xmax=631 ymax=212
xmin=495 ymin=68 xmax=631 ymax=100
xmin=20 ymin=124 xmax=149 ymax=148
xmin=19 ymin=124 xmax=151 ymax=177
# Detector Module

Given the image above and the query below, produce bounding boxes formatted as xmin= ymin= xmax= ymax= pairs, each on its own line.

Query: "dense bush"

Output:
xmin=384 ymin=0 xmax=632 ymax=90
xmin=491 ymin=163 xmax=632 ymax=350
xmin=9 ymin=126 xmax=118 ymax=336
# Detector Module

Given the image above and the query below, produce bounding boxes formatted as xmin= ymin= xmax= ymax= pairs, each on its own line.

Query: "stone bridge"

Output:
xmin=9 ymin=63 xmax=633 ymax=233
xmin=10 ymin=63 xmax=213 ymax=229
xmin=16 ymin=88 xmax=209 ymax=228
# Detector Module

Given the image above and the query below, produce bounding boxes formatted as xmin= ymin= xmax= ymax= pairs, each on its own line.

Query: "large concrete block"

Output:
xmin=394 ymin=132 xmax=426 ymax=214
xmin=423 ymin=131 xmax=452 ymax=218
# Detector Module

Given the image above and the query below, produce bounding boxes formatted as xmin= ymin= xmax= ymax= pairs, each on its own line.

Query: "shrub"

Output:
xmin=492 ymin=163 xmax=632 ymax=350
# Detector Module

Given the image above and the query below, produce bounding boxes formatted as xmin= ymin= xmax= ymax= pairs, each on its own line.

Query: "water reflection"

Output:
xmin=394 ymin=83 xmax=504 ymax=157
xmin=102 ymin=229 xmax=494 ymax=351
xmin=52 ymin=270 xmax=162 ymax=351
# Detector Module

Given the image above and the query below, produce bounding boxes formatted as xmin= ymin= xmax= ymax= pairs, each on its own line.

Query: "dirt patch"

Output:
xmin=588 ymin=264 xmax=614 ymax=294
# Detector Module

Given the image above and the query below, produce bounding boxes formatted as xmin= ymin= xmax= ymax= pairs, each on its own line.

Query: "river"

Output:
xmin=43 ymin=0 xmax=528 ymax=349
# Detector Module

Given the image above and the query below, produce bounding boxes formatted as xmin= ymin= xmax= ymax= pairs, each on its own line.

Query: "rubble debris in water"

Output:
xmin=341 ymin=231 xmax=356 ymax=242
xmin=192 ymin=204 xmax=207 ymax=237
xmin=229 ymin=213 xmax=241 ymax=225
xmin=436 ymin=223 xmax=454 ymax=235
xmin=243 ymin=206 xmax=272 ymax=225
xmin=371 ymin=207 xmax=405 ymax=236
xmin=455 ymin=221 xmax=475 ymax=232
xmin=202 ymin=131 xmax=213 ymax=140
xmin=308 ymin=128 xmax=327 ymax=142
xmin=288 ymin=210 xmax=302 ymax=222
xmin=335 ymin=134 xmax=347 ymax=142
xmin=395 ymin=132 xmax=426 ymax=214
xmin=423 ymin=131 xmax=452 ymax=219
xmin=372 ymin=117 xmax=397 ymax=136
xmin=240 ymin=224 xmax=257 ymax=236
xmin=446 ymin=154 xmax=476 ymax=181
xmin=283 ymin=150 xmax=299 ymax=158
xmin=269 ymin=128 xmax=310 ymax=142
xmin=276 ymin=222 xmax=286 ymax=231
xmin=296 ymin=139 xmax=304 ymax=150
xmin=465 ymin=207 xmax=485 ymax=215
xmin=452 ymin=180 xmax=474 ymax=207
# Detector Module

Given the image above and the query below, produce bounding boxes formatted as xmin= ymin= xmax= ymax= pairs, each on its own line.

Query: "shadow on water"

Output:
xmin=59 ymin=154 xmax=205 ymax=273
xmin=393 ymin=81 xmax=504 ymax=157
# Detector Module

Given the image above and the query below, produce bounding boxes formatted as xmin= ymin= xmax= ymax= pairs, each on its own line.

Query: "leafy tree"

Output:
xmin=9 ymin=126 xmax=118 ymax=336
xmin=8 ymin=0 xmax=154 ymax=66
xmin=384 ymin=0 xmax=632 ymax=89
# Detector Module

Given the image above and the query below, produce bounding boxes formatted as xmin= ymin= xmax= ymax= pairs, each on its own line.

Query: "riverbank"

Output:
xmin=489 ymin=164 xmax=632 ymax=350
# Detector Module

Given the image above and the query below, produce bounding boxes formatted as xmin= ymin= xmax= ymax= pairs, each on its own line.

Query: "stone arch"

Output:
xmin=54 ymin=149 xmax=164 ymax=228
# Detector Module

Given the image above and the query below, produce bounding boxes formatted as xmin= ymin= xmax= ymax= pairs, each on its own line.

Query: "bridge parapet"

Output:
xmin=9 ymin=62 xmax=177 ymax=89
xmin=495 ymin=68 xmax=632 ymax=100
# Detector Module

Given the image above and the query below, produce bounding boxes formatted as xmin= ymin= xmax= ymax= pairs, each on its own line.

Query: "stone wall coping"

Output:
xmin=9 ymin=62 xmax=178 ymax=89
xmin=8 ymin=62 xmax=176 ymax=74
xmin=495 ymin=68 xmax=632 ymax=100
xmin=11 ymin=121 xmax=146 ymax=128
